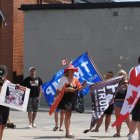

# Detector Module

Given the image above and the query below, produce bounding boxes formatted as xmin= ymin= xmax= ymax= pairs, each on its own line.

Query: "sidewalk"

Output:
xmin=3 ymin=108 xmax=137 ymax=140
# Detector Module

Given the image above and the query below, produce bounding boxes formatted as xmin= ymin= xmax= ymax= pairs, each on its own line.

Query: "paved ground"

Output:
xmin=3 ymin=108 xmax=138 ymax=140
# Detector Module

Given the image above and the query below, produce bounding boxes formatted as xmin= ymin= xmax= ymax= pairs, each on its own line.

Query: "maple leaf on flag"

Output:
xmin=129 ymin=67 xmax=140 ymax=87
xmin=126 ymin=90 xmax=138 ymax=105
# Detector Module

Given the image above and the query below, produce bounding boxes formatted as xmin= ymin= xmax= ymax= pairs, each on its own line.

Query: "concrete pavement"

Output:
xmin=3 ymin=108 xmax=138 ymax=140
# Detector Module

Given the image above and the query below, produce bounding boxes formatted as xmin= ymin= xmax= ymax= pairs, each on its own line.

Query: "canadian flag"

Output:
xmin=112 ymin=65 xmax=140 ymax=127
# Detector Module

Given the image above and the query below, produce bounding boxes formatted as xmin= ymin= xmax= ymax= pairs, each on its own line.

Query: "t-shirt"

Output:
xmin=23 ymin=76 xmax=43 ymax=98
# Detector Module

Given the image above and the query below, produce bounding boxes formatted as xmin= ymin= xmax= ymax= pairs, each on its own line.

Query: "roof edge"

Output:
xmin=19 ymin=2 xmax=140 ymax=11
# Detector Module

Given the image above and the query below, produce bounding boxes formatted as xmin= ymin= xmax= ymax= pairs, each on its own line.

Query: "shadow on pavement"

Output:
xmin=33 ymin=136 xmax=65 ymax=139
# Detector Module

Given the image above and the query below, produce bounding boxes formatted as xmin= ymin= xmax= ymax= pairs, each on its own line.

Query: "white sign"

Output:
xmin=0 ymin=81 xmax=30 ymax=112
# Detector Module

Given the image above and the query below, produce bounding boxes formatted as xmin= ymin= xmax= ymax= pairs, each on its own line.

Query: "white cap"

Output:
xmin=29 ymin=67 xmax=36 ymax=72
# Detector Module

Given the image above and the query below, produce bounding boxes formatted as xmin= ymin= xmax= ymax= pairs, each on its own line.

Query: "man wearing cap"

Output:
xmin=23 ymin=67 xmax=43 ymax=128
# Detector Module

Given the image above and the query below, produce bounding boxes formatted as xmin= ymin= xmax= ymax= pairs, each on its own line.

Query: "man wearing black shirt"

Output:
xmin=23 ymin=67 xmax=43 ymax=128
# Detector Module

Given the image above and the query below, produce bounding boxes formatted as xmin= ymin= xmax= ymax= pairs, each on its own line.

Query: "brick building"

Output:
xmin=0 ymin=0 xmax=71 ymax=83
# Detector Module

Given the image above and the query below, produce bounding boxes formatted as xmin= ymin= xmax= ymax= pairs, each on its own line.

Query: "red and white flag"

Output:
xmin=112 ymin=65 xmax=140 ymax=127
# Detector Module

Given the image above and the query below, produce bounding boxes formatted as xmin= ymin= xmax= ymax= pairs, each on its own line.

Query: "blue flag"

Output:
xmin=42 ymin=52 xmax=103 ymax=106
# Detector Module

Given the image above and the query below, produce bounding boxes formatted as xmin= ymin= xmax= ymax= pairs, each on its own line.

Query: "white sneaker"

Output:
xmin=33 ymin=123 xmax=37 ymax=128
xmin=28 ymin=124 xmax=33 ymax=128
xmin=128 ymin=134 xmax=135 ymax=140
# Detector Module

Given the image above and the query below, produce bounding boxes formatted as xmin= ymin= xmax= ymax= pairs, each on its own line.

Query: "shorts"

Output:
xmin=0 ymin=105 xmax=9 ymax=125
xmin=114 ymin=100 xmax=124 ymax=108
xmin=104 ymin=104 xmax=114 ymax=115
xmin=27 ymin=97 xmax=39 ymax=112
xmin=132 ymin=99 xmax=140 ymax=122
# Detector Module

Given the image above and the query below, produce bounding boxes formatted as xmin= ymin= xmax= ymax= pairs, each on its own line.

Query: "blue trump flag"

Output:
xmin=42 ymin=52 xmax=103 ymax=106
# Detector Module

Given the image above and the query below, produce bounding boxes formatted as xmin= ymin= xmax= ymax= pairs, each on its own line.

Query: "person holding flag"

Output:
xmin=91 ymin=71 xmax=114 ymax=132
xmin=55 ymin=64 xmax=85 ymax=138
xmin=113 ymin=69 xmax=131 ymax=137
xmin=128 ymin=56 xmax=140 ymax=140
xmin=112 ymin=56 xmax=140 ymax=140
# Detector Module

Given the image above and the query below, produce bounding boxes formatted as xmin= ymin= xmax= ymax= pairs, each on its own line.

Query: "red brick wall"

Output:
xmin=0 ymin=0 xmax=13 ymax=81
xmin=12 ymin=0 xmax=37 ymax=83
xmin=0 ymin=0 xmax=37 ymax=83
xmin=0 ymin=0 xmax=70 ymax=83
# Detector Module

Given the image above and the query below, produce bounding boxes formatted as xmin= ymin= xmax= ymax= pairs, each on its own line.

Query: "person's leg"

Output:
xmin=125 ymin=115 xmax=131 ymax=135
xmin=28 ymin=112 xmax=33 ymax=127
xmin=59 ymin=110 xmax=64 ymax=131
xmin=53 ymin=111 xmax=59 ymax=131
xmin=137 ymin=122 xmax=140 ymax=139
xmin=64 ymin=110 xmax=72 ymax=137
xmin=0 ymin=108 xmax=9 ymax=140
xmin=27 ymin=98 xmax=33 ymax=127
xmin=92 ymin=115 xmax=104 ymax=132
xmin=105 ymin=114 xmax=111 ymax=132
xmin=32 ymin=112 xmax=37 ymax=127
xmin=128 ymin=120 xmax=138 ymax=140
xmin=55 ymin=111 xmax=58 ymax=127
xmin=32 ymin=98 xmax=39 ymax=127
xmin=0 ymin=125 xmax=4 ymax=140
xmin=130 ymin=120 xmax=138 ymax=135
xmin=114 ymin=106 xmax=121 ymax=136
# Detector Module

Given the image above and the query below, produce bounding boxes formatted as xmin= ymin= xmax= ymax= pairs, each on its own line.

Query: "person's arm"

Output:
xmin=55 ymin=89 xmax=60 ymax=98
xmin=55 ymin=76 xmax=67 ymax=97
xmin=39 ymin=86 xmax=42 ymax=100
xmin=76 ymin=79 xmax=87 ymax=91
xmin=38 ymin=78 xmax=43 ymax=100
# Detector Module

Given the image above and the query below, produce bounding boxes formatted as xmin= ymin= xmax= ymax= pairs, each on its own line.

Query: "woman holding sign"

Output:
xmin=55 ymin=64 xmax=85 ymax=138
xmin=0 ymin=65 xmax=9 ymax=140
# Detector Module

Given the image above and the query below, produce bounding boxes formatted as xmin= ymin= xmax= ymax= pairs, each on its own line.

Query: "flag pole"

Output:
xmin=86 ymin=51 xmax=104 ymax=81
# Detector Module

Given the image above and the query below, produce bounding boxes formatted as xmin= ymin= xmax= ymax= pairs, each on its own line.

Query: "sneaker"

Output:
xmin=53 ymin=126 xmax=58 ymax=131
xmin=128 ymin=134 xmax=135 ymax=140
xmin=59 ymin=128 xmax=64 ymax=131
xmin=113 ymin=134 xmax=121 ymax=137
xmin=33 ymin=123 xmax=37 ymax=128
xmin=28 ymin=124 xmax=33 ymax=128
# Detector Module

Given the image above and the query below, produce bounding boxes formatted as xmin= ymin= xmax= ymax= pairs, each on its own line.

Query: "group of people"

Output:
xmin=50 ymin=56 xmax=140 ymax=140
xmin=0 ymin=66 xmax=43 ymax=140
xmin=0 ymin=56 xmax=140 ymax=140
xmin=91 ymin=56 xmax=140 ymax=140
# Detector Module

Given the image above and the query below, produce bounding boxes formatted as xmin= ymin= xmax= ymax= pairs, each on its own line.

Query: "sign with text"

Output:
xmin=0 ymin=81 xmax=30 ymax=112
xmin=84 ymin=76 xmax=123 ymax=133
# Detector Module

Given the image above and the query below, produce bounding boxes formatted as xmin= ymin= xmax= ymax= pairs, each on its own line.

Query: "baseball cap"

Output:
xmin=29 ymin=67 xmax=36 ymax=72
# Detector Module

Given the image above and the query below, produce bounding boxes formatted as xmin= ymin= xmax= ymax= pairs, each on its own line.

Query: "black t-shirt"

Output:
xmin=23 ymin=76 xmax=43 ymax=98
xmin=115 ymin=87 xmax=127 ymax=100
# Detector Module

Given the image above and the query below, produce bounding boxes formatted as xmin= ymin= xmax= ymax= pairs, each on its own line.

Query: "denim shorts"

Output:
xmin=114 ymin=100 xmax=124 ymax=108
xmin=27 ymin=97 xmax=39 ymax=112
